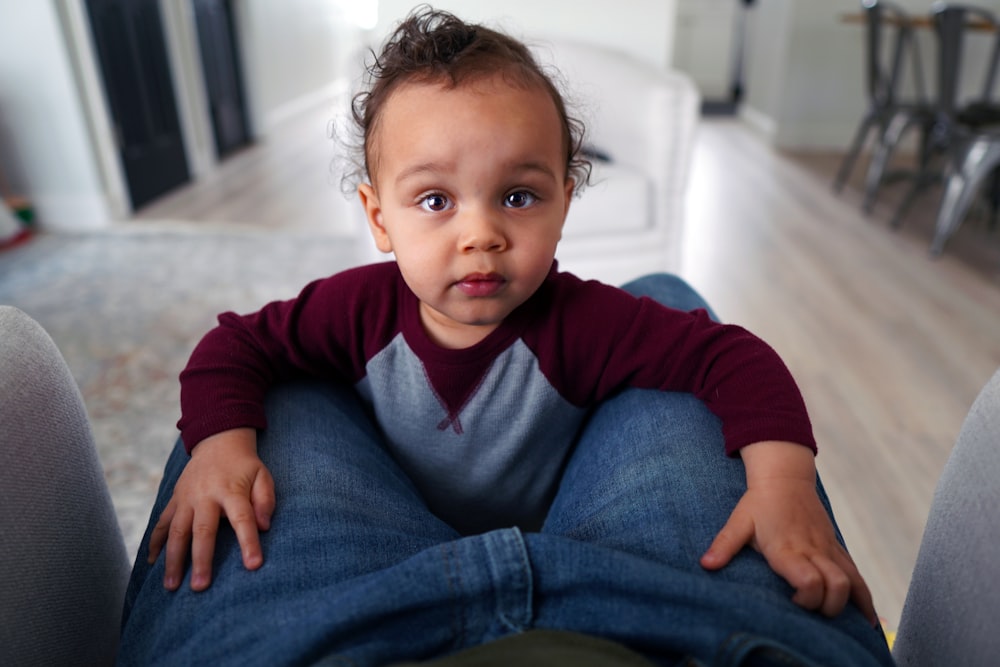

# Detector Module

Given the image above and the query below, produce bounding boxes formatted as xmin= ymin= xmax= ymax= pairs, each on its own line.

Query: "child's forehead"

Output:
xmin=367 ymin=75 xmax=567 ymax=185
xmin=381 ymin=76 xmax=562 ymax=140
xmin=364 ymin=70 xmax=570 ymax=187
xmin=389 ymin=71 xmax=553 ymax=110
xmin=379 ymin=77 xmax=563 ymax=144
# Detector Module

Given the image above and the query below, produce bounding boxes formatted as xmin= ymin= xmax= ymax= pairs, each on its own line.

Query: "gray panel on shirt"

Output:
xmin=356 ymin=335 xmax=587 ymax=534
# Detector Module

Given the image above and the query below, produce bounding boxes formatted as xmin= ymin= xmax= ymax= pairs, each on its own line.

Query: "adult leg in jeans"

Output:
xmin=121 ymin=383 xmax=580 ymax=666
xmin=118 ymin=281 xmax=715 ymax=666
xmin=531 ymin=274 xmax=893 ymax=666
xmin=119 ymin=380 xmax=479 ymax=665
xmin=119 ymin=275 xmax=894 ymax=666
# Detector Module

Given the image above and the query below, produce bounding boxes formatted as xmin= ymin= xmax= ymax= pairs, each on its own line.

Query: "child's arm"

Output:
xmin=156 ymin=270 xmax=384 ymax=590
xmin=146 ymin=428 xmax=275 ymax=591
xmin=699 ymin=440 xmax=878 ymax=625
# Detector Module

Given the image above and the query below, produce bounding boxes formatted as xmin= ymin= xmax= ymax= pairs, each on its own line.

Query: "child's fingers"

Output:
xmin=836 ymin=549 xmax=878 ymax=626
xmin=800 ymin=554 xmax=851 ymax=617
xmin=773 ymin=548 xmax=872 ymax=622
xmin=163 ymin=504 xmax=195 ymax=591
xmin=189 ymin=502 xmax=222 ymax=591
xmin=700 ymin=505 xmax=754 ymax=571
xmin=251 ymin=467 xmax=276 ymax=532
xmin=222 ymin=492 xmax=264 ymax=572
xmin=766 ymin=548 xmax=825 ymax=612
xmin=147 ymin=499 xmax=177 ymax=564
xmin=803 ymin=548 xmax=877 ymax=623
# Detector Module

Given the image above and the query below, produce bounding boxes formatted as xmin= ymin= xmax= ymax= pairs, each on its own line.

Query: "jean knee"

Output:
xmin=619 ymin=274 xmax=717 ymax=319
xmin=545 ymin=389 xmax=740 ymax=543
xmin=581 ymin=389 xmax=724 ymax=467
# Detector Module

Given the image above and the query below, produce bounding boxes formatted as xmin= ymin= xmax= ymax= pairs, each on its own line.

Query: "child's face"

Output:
xmin=358 ymin=75 xmax=574 ymax=349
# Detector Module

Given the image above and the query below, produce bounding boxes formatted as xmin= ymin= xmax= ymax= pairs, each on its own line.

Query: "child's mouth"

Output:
xmin=456 ymin=273 xmax=506 ymax=297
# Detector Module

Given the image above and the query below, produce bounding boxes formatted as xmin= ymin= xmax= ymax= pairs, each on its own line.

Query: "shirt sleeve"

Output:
xmin=176 ymin=263 xmax=399 ymax=452
xmin=526 ymin=275 xmax=816 ymax=457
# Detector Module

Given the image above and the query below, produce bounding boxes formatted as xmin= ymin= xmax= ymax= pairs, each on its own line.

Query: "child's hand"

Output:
xmin=147 ymin=428 xmax=275 ymax=592
xmin=699 ymin=441 xmax=878 ymax=626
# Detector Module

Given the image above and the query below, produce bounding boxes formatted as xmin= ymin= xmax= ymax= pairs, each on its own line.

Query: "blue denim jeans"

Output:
xmin=118 ymin=275 xmax=893 ymax=667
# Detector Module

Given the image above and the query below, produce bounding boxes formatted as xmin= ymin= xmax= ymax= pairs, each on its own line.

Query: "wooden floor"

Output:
xmin=135 ymin=100 xmax=360 ymax=237
xmin=134 ymin=106 xmax=1000 ymax=630
xmin=683 ymin=121 xmax=1000 ymax=630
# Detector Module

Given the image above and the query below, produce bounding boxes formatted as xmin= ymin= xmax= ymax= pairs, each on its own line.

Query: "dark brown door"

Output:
xmin=193 ymin=0 xmax=251 ymax=158
xmin=86 ymin=0 xmax=190 ymax=209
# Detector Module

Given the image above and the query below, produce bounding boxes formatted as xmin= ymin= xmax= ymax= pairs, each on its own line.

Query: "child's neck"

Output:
xmin=418 ymin=302 xmax=501 ymax=350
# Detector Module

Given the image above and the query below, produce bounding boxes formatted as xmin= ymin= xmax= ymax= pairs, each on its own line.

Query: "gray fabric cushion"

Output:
xmin=0 ymin=306 xmax=130 ymax=666
xmin=894 ymin=367 xmax=1000 ymax=666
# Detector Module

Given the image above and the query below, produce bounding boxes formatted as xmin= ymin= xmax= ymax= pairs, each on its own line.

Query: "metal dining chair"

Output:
xmin=890 ymin=2 xmax=1000 ymax=250
xmin=930 ymin=129 xmax=1000 ymax=254
xmin=834 ymin=0 xmax=934 ymax=214
xmin=928 ymin=4 xmax=1000 ymax=254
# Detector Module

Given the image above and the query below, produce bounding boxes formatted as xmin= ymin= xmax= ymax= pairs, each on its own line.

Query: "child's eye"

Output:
xmin=504 ymin=191 xmax=537 ymax=209
xmin=419 ymin=193 xmax=452 ymax=212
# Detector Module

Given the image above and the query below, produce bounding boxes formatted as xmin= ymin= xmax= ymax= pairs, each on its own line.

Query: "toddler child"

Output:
xmin=139 ymin=7 xmax=885 ymax=662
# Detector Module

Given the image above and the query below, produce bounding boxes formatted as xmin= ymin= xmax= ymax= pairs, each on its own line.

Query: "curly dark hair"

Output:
xmin=349 ymin=5 xmax=591 ymax=193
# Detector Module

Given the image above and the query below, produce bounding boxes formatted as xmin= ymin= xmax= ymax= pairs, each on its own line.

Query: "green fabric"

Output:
xmin=392 ymin=630 xmax=657 ymax=666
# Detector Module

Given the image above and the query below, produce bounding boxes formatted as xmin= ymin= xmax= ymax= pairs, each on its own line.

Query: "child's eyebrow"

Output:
xmin=395 ymin=160 xmax=560 ymax=187
xmin=507 ymin=161 xmax=560 ymax=181
xmin=395 ymin=162 xmax=449 ymax=186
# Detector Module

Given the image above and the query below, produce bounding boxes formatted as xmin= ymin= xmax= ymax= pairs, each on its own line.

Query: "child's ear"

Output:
xmin=358 ymin=183 xmax=393 ymax=253
xmin=563 ymin=178 xmax=575 ymax=216
xmin=559 ymin=177 xmax=575 ymax=236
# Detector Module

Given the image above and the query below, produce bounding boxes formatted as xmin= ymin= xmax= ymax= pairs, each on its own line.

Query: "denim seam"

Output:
xmin=507 ymin=528 xmax=534 ymax=632
xmin=488 ymin=529 xmax=534 ymax=633
xmin=441 ymin=541 xmax=467 ymax=650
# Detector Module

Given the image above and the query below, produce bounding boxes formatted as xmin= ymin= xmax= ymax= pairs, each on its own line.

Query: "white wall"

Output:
xmin=374 ymin=0 xmax=677 ymax=71
xmin=745 ymin=1 xmax=867 ymax=149
xmin=742 ymin=0 xmax=1000 ymax=150
xmin=741 ymin=0 xmax=792 ymax=139
xmin=234 ymin=0 xmax=368 ymax=134
xmin=672 ymin=0 xmax=740 ymax=100
xmin=0 ymin=0 xmax=110 ymax=230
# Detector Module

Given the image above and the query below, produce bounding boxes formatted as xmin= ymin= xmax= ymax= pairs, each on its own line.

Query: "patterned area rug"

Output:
xmin=0 ymin=225 xmax=360 ymax=557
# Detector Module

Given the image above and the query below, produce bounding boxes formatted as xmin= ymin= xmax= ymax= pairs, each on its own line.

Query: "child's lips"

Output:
xmin=455 ymin=272 xmax=506 ymax=297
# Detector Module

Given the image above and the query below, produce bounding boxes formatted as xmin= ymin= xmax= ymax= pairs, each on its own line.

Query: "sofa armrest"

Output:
xmin=531 ymin=39 xmax=701 ymax=233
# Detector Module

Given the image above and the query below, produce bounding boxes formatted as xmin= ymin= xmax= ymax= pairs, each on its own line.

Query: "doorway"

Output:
xmin=85 ymin=0 xmax=191 ymax=210
xmin=192 ymin=0 xmax=251 ymax=158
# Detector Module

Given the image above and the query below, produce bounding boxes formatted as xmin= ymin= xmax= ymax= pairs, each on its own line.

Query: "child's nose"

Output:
xmin=459 ymin=210 xmax=507 ymax=253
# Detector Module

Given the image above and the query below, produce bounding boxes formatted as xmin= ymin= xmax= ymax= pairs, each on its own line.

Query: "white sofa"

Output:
xmin=355 ymin=39 xmax=701 ymax=286
xmin=533 ymin=39 xmax=700 ymax=285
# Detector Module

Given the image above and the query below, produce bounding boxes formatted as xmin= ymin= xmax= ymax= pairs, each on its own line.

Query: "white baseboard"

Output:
xmin=773 ymin=120 xmax=859 ymax=152
xmin=739 ymin=105 xmax=777 ymax=141
xmin=738 ymin=105 xmax=861 ymax=152
xmin=262 ymin=80 xmax=350 ymax=135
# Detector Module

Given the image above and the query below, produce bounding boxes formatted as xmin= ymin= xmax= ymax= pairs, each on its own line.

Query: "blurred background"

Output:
xmin=0 ymin=0 xmax=952 ymax=229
